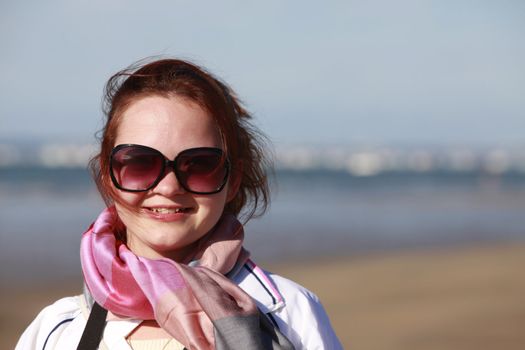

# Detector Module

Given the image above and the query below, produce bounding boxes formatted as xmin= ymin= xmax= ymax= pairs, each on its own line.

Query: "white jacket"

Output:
xmin=16 ymin=260 xmax=343 ymax=349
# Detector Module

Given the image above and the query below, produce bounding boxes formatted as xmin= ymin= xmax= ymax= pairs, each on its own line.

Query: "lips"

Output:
xmin=147 ymin=207 xmax=190 ymax=214
xmin=142 ymin=206 xmax=195 ymax=221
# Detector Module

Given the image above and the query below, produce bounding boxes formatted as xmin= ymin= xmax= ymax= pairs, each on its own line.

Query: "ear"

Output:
xmin=226 ymin=161 xmax=242 ymax=202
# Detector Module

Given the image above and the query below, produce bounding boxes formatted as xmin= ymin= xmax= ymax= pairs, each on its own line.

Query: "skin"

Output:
xmin=113 ymin=95 xmax=239 ymax=262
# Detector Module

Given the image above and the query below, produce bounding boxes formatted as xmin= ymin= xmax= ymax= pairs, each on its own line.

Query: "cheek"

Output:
xmin=114 ymin=202 xmax=130 ymax=224
xmin=113 ymin=192 xmax=145 ymax=230
xmin=116 ymin=191 xmax=144 ymax=207
xmin=114 ymin=201 xmax=143 ymax=238
xmin=198 ymin=191 xmax=229 ymax=217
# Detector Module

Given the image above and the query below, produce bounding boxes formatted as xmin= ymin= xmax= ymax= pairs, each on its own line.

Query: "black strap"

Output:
xmin=76 ymin=302 xmax=108 ymax=350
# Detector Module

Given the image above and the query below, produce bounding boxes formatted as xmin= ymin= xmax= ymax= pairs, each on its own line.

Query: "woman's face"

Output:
xmin=112 ymin=95 xmax=236 ymax=261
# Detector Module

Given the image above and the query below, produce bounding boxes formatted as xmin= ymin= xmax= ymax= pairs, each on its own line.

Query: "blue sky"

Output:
xmin=1 ymin=0 xmax=524 ymax=147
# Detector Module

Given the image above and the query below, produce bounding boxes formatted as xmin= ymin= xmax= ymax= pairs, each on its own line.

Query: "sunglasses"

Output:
xmin=110 ymin=144 xmax=230 ymax=194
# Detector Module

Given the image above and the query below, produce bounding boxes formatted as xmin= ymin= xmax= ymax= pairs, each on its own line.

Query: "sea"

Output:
xmin=1 ymin=166 xmax=525 ymax=284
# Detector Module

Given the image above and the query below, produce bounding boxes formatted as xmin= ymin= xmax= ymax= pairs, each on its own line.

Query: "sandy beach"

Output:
xmin=3 ymin=242 xmax=524 ymax=349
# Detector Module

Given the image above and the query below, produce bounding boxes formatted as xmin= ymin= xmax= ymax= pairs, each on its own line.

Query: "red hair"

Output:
xmin=89 ymin=58 xmax=271 ymax=221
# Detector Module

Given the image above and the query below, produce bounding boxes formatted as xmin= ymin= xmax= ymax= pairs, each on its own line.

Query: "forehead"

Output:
xmin=114 ymin=95 xmax=222 ymax=154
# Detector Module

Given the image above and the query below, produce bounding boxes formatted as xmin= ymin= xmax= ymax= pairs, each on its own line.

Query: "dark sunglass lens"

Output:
xmin=177 ymin=149 xmax=228 ymax=193
xmin=111 ymin=147 xmax=163 ymax=191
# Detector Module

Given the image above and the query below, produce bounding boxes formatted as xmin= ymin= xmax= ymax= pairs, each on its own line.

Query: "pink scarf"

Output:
xmin=80 ymin=207 xmax=261 ymax=349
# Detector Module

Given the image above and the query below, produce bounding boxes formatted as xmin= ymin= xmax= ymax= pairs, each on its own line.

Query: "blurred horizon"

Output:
xmin=2 ymin=139 xmax=525 ymax=177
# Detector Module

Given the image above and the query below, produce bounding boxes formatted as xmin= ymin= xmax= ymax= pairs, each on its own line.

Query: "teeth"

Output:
xmin=150 ymin=208 xmax=185 ymax=214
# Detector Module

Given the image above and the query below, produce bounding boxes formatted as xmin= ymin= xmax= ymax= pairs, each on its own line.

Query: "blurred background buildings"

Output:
xmin=2 ymin=141 xmax=525 ymax=176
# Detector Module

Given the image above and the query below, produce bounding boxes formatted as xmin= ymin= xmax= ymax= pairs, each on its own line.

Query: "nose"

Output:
xmin=152 ymin=169 xmax=186 ymax=197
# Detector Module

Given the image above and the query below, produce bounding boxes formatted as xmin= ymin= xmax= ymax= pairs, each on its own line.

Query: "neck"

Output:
xmin=126 ymin=238 xmax=198 ymax=263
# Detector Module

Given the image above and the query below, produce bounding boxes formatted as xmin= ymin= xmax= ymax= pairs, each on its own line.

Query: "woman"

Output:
xmin=16 ymin=59 xmax=342 ymax=349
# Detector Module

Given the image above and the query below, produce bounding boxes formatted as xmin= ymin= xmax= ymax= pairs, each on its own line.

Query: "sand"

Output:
xmin=3 ymin=243 xmax=525 ymax=349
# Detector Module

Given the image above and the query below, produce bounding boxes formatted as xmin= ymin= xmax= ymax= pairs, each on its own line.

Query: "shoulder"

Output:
xmin=267 ymin=272 xmax=344 ymax=349
xmin=234 ymin=259 xmax=343 ymax=349
xmin=15 ymin=295 xmax=84 ymax=350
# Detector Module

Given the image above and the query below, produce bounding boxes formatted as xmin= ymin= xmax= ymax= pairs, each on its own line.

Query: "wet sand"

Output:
xmin=3 ymin=243 xmax=525 ymax=349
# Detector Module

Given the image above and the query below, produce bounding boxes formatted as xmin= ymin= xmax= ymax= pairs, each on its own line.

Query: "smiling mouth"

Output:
xmin=146 ymin=207 xmax=193 ymax=214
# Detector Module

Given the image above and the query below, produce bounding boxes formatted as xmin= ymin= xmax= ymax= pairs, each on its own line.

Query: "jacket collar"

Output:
xmin=232 ymin=259 xmax=286 ymax=314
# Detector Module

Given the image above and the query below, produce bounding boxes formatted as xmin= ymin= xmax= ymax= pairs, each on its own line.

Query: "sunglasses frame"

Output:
xmin=109 ymin=144 xmax=231 ymax=194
